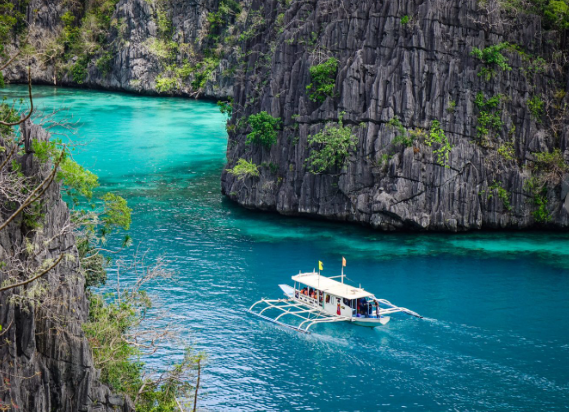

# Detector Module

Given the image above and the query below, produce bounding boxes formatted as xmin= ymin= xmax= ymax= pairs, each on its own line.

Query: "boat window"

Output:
xmin=325 ymin=294 xmax=330 ymax=303
xmin=343 ymin=298 xmax=351 ymax=307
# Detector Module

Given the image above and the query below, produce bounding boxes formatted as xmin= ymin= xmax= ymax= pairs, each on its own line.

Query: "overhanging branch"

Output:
xmin=0 ymin=145 xmax=65 ymax=232
xmin=0 ymin=253 xmax=64 ymax=293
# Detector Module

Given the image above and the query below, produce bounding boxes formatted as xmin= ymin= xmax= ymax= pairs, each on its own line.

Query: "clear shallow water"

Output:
xmin=4 ymin=85 xmax=569 ymax=411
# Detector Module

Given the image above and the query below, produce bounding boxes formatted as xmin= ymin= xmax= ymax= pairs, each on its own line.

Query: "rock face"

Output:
xmin=3 ymin=0 xmax=569 ymax=233
xmin=3 ymin=0 xmax=236 ymax=98
xmin=0 ymin=122 xmax=133 ymax=411
xmin=221 ymin=0 xmax=569 ymax=231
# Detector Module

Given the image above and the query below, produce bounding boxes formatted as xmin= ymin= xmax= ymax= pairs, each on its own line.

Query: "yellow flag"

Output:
xmin=342 ymin=257 xmax=346 ymax=267
xmin=318 ymin=261 xmax=323 ymax=271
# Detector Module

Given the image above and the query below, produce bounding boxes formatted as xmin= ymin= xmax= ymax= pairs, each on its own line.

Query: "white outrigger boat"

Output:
xmin=247 ymin=270 xmax=422 ymax=333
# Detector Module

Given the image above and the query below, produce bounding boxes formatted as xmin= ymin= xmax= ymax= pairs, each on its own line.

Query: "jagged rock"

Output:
xmin=0 ymin=122 xmax=133 ymax=412
xmin=3 ymin=0 xmax=235 ymax=99
xmin=221 ymin=0 xmax=569 ymax=231
xmin=2 ymin=0 xmax=569 ymax=235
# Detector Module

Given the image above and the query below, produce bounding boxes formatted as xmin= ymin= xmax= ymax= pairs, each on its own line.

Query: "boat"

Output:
xmin=247 ymin=269 xmax=422 ymax=333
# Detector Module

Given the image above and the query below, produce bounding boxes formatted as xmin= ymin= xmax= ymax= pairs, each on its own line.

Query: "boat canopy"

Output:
xmin=292 ymin=272 xmax=373 ymax=300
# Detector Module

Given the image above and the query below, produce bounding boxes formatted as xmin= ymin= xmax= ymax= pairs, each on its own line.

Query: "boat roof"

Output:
xmin=292 ymin=272 xmax=374 ymax=299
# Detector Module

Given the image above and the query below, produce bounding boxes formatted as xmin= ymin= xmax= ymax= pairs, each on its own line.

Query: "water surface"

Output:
xmin=4 ymin=85 xmax=569 ymax=411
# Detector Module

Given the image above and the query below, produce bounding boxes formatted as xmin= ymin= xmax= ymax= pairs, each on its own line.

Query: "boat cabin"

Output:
xmin=292 ymin=272 xmax=381 ymax=319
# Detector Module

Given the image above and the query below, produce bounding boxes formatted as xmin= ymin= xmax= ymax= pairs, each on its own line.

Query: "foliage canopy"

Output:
xmin=306 ymin=57 xmax=339 ymax=103
xmin=226 ymin=158 xmax=260 ymax=180
xmin=246 ymin=111 xmax=282 ymax=147
xmin=306 ymin=113 xmax=357 ymax=174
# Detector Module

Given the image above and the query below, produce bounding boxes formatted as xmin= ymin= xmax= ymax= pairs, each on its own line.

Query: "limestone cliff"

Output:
xmin=3 ymin=0 xmax=241 ymax=98
xmin=3 ymin=0 xmax=569 ymax=233
xmin=0 ymin=122 xmax=133 ymax=411
xmin=221 ymin=0 xmax=569 ymax=231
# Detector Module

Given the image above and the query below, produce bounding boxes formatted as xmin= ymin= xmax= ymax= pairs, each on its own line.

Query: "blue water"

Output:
xmin=4 ymin=85 xmax=569 ymax=411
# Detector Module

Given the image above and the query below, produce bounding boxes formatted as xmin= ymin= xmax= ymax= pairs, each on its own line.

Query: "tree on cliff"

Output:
xmin=1 ymin=25 xmax=204 ymax=412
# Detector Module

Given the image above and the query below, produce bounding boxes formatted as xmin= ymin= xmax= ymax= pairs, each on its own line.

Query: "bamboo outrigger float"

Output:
xmin=247 ymin=268 xmax=422 ymax=333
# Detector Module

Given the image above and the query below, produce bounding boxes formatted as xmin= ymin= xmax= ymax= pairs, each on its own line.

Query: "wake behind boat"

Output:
xmin=247 ymin=262 xmax=422 ymax=333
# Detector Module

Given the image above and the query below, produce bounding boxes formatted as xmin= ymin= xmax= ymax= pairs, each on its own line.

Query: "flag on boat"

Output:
xmin=342 ymin=257 xmax=346 ymax=267
xmin=318 ymin=261 xmax=323 ymax=271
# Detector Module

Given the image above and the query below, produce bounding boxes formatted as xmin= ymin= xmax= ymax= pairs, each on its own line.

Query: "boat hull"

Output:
xmin=351 ymin=316 xmax=390 ymax=327
xmin=280 ymin=284 xmax=392 ymax=328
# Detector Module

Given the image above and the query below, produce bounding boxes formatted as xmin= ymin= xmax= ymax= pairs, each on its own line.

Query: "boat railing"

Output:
xmin=295 ymin=293 xmax=318 ymax=306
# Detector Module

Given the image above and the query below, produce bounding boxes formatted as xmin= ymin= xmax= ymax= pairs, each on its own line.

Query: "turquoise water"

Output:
xmin=4 ymin=85 xmax=569 ymax=411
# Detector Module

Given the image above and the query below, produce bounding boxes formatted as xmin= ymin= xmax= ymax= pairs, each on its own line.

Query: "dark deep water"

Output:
xmin=5 ymin=85 xmax=569 ymax=411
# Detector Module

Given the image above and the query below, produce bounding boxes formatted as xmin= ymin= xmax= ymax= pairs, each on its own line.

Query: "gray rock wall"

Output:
xmin=0 ymin=122 xmax=133 ymax=411
xmin=221 ymin=0 xmax=569 ymax=231
xmin=3 ymin=0 xmax=235 ymax=98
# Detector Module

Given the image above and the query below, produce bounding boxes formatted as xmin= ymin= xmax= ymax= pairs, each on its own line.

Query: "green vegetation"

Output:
xmin=71 ymin=56 xmax=90 ymax=84
xmin=58 ymin=0 xmax=121 ymax=81
xmin=145 ymin=38 xmax=178 ymax=60
xmin=488 ymin=1 xmax=569 ymax=36
xmin=0 ymin=27 xmax=206 ymax=409
xmin=32 ymin=139 xmax=100 ymax=202
xmin=0 ymin=0 xmax=26 ymax=86
xmin=226 ymin=158 xmax=260 ymax=180
xmin=527 ymin=95 xmax=544 ymax=121
xmin=217 ymin=98 xmax=233 ymax=117
xmin=0 ymin=97 xmax=20 ymax=134
xmin=378 ymin=153 xmax=390 ymax=169
xmin=191 ymin=56 xmax=220 ymax=90
xmin=306 ymin=57 xmax=339 ymax=103
xmin=474 ymin=92 xmax=503 ymax=141
xmin=506 ymin=44 xmax=549 ymax=76
xmin=497 ymin=142 xmax=516 ymax=160
xmin=524 ymin=176 xmax=552 ymax=223
xmin=146 ymin=1 xmax=227 ymax=95
xmin=261 ymin=161 xmax=279 ymax=174
xmin=156 ymin=7 xmax=173 ymax=37
xmin=425 ymin=120 xmax=453 ymax=167
xmin=470 ymin=42 xmax=512 ymax=79
xmin=22 ymin=201 xmax=45 ymax=230
xmin=155 ymin=76 xmax=178 ymax=93
xmin=155 ymin=55 xmax=220 ymax=94
xmin=96 ymin=51 xmax=114 ymax=75
xmin=84 ymin=287 xmax=203 ymax=412
xmin=388 ymin=117 xmax=413 ymax=147
xmin=238 ymin=9 xmax=265 ymax=42
xmin=543 ymin=0 xmax=569 ymax=29
xmin=486 ymin=181 xmax=512 ymax=211
xmin=532 ymin=191 xmax=551 ymax=222
xmin=150 ymin=0 xmax=238 ymax=95
xmin=83 ymin=293 xmax=142 ymax=394
xmin=58 ymin=157 xmax=100 ymax=200
xmin=306 ymin=113 xmax=357 ymax=174
xmin=510 ymin=0 xmax=569 ymax=30
xmin=246 ymin=111 xmax=282 ymax=147
xmin=154 ymin=61 xmax=192 ymax=93
xmin=275 ymin=12 xmax=285 ymax=33
xmin=533 ymin=148 xmax=568 ymax=175
xmin=207 ymin=0 xmax=242 ymax=31
xmin=28 ymin=134 xmax=202 ymax=411
xmin=101 ymin=193 xmax=132 ymax=231
xmin=401 ymin=15 xmax=410 ymax=25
